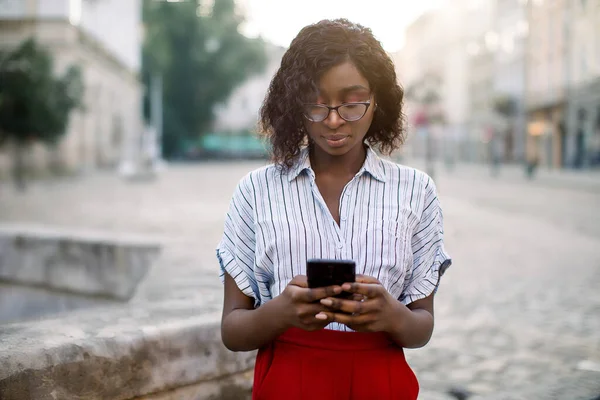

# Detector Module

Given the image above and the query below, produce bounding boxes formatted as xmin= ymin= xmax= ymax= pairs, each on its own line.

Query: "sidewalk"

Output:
xmin=400 ymin=157 xmax=600 ymax=193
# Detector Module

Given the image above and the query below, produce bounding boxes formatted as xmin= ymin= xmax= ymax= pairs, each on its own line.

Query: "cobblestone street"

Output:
xmin=1 ymin=160 xmax=599 ymax=399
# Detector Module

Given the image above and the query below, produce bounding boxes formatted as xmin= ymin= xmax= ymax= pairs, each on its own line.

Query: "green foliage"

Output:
xmin=0 ymin=38 xmax=83 ymax=189
xmin=142 ymin=0 xmax=267 ymax=158
xmin=0 ymin=38 xmax=84 ymax=145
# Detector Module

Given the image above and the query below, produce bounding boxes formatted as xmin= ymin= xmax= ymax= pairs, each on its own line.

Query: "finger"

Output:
xmin=289 ymin=275 xmax=308 ymax=288
xmin=355 ymin=274 xmax=381 ymax=284
xmin=315 ymin=312 xmax=328 ymax=321
xmin=301 ymin=305 xmax=332 ymax=326
xmin=351 ymin=293 xmax=366 ymax=302
xmin=321 ymin=311 xmax=372 ymax=326
xmin=304 ymin=285 xmax=342 ymax=302
xmin=341 ymin=282 xmax=383 ymax=298
xmin=320 ymin=297 xmax=373 ymax=314
xmin=302 ymin=303 xmax=330 ymax=317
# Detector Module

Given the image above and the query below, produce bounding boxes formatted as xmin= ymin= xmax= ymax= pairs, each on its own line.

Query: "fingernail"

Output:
xmin=333 ymin=287 xmax=342 ymax=293
xmin=342 ymin=284 xmax=351 ymax=291
xmin=315 ymin=313 xmax=327 ymax=320
xmin=320 ymin=299 xmax=333 ymax=307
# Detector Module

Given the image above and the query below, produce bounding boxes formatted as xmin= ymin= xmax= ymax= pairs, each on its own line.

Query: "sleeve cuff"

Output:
xmin=216 ymin=247 xmax=259 ymax=306
xmin=400 ymin=256 xmax=452 ymax=305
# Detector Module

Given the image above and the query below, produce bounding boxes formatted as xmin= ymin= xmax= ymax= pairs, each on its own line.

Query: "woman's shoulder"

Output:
xmin=380 ymin=158 xmax=433 ymax=190
xmin=235 ymin=162 xmax=285 ymax=190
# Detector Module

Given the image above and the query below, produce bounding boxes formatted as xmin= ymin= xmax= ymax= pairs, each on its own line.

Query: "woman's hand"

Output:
xmin=278 ymin=275 xmax=342 ymax=331
xmin=317 ymin=275 xmax=408 ymax=333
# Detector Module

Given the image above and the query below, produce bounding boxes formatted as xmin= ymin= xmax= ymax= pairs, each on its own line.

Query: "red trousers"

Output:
xmin=252 ymin=327 xmax=419 ymax=400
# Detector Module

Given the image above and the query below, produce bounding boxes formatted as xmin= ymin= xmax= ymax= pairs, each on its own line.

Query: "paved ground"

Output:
xmin=1 ymin=160 xmax=599 ymax=399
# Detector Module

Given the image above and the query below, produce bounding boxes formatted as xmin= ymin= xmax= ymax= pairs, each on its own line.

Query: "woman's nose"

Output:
xmin=323 ymin=108 xmax=345 ymax=129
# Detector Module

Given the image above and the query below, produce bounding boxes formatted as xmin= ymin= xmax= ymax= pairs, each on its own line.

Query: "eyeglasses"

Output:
xmin=302 ymin=101 xmax=371 ymax=123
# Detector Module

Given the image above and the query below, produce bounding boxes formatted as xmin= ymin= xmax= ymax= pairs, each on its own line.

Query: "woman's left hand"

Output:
xmin=317 ymin=275 xmax=407 ymax=333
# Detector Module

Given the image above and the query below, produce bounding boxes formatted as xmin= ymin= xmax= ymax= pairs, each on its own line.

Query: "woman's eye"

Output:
xmin=344 ymin=98 xmax=366 ymax=103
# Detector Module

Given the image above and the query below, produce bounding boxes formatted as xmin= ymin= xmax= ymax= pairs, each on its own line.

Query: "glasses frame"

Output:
xmin=302 ymin=101 xmax=372 ymax=123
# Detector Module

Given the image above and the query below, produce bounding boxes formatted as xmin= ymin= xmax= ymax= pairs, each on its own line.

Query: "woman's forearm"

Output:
xmin=388 ymin=304 xmax=434 ymax=349
xmin=221 ymin=296 xmax=290 ymax=352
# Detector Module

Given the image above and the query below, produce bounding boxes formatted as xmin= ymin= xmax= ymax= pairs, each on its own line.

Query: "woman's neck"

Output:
xmin=309 ymin=143 xmax=367 ymax=178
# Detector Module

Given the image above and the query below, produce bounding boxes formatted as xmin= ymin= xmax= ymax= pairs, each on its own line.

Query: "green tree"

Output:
xmin=142 ymin=0 xmax=267 ymax=158
xmin=0 ymin=38 xmax=84 ymax=190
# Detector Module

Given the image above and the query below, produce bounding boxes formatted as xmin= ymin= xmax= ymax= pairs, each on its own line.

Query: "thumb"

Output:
xmin=356 ymin=274 xmax=381 ymax=284
xmin=289 ymin=274 xmax=308 ymax=288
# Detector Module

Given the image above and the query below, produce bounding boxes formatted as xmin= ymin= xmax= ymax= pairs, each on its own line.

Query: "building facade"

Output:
xmin=492 ymin=0 xmax=528 ymax=162
xmin=429 ymin=1 xmax=471 ymax=164
xmin=565 ymin=0 xmax=600 ymax=168
xmin=399 ymin=0 xmax=507 ymax=164
xmin=397 ymin=10 xmax=448 ymax=160
xmin=463 ymin=0 xmax=498 ymax=163
xmin=0 ymin=0 xmax=143 ymax=177
xmin=525 ymin=0 xmax=569 ymax=168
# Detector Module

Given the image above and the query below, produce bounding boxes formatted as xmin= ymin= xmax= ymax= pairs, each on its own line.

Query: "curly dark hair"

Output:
xmin=259 ymin=18 xmax=406 ymax=167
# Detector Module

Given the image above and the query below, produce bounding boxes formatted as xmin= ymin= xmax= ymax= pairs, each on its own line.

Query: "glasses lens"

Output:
xmin=339 ymin=103 xmax=368 ymax=121
xmin=304 ymin=105 xmax=329 ymax=122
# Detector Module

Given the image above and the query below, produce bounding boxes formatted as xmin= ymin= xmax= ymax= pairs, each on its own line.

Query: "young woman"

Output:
xmin=217 ymin=18 xmax=452 ymax=400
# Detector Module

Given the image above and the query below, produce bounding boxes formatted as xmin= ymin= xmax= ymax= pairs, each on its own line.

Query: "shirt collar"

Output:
xmin=287 ymin=145 xmax=386 ymax=183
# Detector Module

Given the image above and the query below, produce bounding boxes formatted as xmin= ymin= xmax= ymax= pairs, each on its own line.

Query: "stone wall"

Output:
xmin=0 ymin=224 xmax=255 ymax=399
xmin=0 ymin=308 xmax=255 ymax=400
xmin=0 ymin=224 xmax=160 ymax=301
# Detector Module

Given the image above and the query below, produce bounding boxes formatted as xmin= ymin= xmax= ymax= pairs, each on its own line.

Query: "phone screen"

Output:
xmin=306 ymin=259 xmax=355 ymax=298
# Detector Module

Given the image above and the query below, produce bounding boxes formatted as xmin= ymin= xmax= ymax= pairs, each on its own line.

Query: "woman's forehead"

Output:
xmin=316 ymin=62 xmax=370 ymax=96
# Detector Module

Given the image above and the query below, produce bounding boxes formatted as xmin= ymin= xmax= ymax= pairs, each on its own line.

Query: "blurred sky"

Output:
xmin=237 ymin=0 xmax=444 ymax=52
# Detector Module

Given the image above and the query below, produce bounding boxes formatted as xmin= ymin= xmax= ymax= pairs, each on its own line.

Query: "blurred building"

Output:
xmin=524 ymin=0 xmax=569 ymax=168
xmin=0 ymin=0 xmax=143 ymax=176
xmin=565 ymin=0 xmax=600 ymax=168
xmin=396 ymin=10 xmax=447 ymax=160
xmin=212 ymin=43 xmax=286 ymax=134
xmin=397 ymin=0 xmax=600 ymax=170
xmin=399 ymin=0 xmax=499 ymax=164
xmin=492 ymin=0 xmax=528 ymax=163
xmin=463 ymin=0 xmax=497 ymax=163
xmin=435 ymin=2 xmax=471 ymax=163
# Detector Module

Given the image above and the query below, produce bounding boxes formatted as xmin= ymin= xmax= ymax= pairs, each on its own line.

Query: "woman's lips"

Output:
xmin=325 ymin=135 xmax=349 ymax=148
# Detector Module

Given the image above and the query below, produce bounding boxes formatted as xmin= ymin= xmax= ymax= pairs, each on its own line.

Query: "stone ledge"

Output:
xmin=0 ymin=302 xmax=256 ymax=400
xmin=0 ymin=224 xmax=164 ymax=247
xmin=0 ymin=224 xmax=161 ymax=300
xmin=135 ymin=370 xmax=254 ymax=400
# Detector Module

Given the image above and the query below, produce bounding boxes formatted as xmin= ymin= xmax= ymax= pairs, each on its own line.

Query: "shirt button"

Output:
xmin=337 ymin=242 xmax=344 ymax=249
xmin=341 ymin=216 xmax=347 ymax=221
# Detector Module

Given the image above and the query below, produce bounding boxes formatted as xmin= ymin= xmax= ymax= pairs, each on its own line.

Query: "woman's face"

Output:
xmin=303 ymin=61 xmax=375 ymax=157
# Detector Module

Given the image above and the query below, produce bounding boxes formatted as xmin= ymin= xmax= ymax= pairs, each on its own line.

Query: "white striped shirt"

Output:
xmin=217 ymin=146 xmax=451 ymax=331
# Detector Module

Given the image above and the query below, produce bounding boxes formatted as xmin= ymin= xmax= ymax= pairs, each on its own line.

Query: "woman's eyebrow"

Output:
xmin=339 ymin=85 xmax=370 ymax=95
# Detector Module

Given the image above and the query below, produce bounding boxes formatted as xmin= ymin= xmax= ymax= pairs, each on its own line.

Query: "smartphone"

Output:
xmin=306 ymin=259 xmax=356 ymax=299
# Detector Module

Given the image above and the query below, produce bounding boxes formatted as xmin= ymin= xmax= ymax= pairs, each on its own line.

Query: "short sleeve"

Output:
xmin=216 ymin=176 xmax=260 ymax=306
xmin=400 ymin=175 xmax=452 ymax=305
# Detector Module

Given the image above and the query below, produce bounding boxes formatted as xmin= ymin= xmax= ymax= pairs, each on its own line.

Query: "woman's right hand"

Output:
xmin=278 ymin=275 xmax=342 ymax=331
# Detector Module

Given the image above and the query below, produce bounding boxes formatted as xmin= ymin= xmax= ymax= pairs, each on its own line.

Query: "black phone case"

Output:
xmin=306 ymin=259 xmax=356 ymax=299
